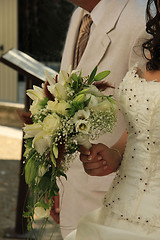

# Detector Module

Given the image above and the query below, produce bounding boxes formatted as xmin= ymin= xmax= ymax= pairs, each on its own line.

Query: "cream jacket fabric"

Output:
xmin=59 ymin=0 xmax=148 ymax=238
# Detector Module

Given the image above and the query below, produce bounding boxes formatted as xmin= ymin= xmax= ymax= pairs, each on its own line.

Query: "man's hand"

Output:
xmin=79 ymin=143 xmax=121 ymax=176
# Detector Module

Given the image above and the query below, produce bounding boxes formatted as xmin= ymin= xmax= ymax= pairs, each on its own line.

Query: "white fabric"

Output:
xmin=65 ymin=65 xmax=160 ymax=240
xmin=59 ymin=0 xmax=148 ymax=237
xmin=90 ymin=0 xmax=110 ymax=33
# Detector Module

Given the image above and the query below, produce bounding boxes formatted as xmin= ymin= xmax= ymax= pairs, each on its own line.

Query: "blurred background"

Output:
xmin=0 ymin=0 xmax=75 ymax=239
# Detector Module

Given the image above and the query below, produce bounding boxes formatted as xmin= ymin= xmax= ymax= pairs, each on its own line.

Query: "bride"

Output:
xmin=65 ymin=0 xmax=160 ymax=239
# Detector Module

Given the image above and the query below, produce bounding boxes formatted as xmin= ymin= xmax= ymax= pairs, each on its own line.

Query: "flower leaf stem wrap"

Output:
xmin=23 ymin=65 xmax=117 ymax=236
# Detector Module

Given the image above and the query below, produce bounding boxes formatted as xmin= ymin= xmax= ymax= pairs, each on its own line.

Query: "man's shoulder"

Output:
xmin=119 ymin=0 xmax=147 ymax=27
xmin=70 ymin=7 xmax=84 ymax=20
xmin=125 ymin=0 xmax=147 ymax=17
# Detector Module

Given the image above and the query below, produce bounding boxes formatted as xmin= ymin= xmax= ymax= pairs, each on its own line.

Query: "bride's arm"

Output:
xmin=79 ymin=131 xmax=128 ymax=176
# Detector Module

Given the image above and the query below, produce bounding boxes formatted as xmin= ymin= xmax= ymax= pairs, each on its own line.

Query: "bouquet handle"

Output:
xmin=76 ymin=134 xmax=92 ymax=149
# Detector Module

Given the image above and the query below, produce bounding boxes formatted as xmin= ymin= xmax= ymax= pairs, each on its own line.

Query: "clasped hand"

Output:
xmin=79 ymin=143 xmax=121 ymax=176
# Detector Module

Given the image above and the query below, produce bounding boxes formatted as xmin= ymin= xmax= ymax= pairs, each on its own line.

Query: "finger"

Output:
xmin=80 ymin=153 xmax=102 ymax=163
xmin=83 ymin=159 xmax=107 ymax=170
xmin=84 ymin=165 xmax=108 ymax=176
xmin=79 ymin=145 xmax=90 ymax=155
xmin=88 ymin=144 xmax=106 ymax=160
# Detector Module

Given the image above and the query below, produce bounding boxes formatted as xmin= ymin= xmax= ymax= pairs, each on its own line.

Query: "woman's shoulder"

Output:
xmin=141 ymin=69 xmax=160 ymax=83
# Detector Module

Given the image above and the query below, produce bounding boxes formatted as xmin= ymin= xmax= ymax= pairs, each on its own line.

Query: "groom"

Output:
xmin=53 ymin=0 xmax=148 ymax=238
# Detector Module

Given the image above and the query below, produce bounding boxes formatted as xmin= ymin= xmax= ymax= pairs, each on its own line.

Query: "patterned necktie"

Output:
xmin=73 ymin=14 xmax=93 ymax=69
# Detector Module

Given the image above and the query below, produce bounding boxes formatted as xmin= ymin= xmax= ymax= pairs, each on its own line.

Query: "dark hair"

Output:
xmin=142 ymin=0 xmax=160 ymax=70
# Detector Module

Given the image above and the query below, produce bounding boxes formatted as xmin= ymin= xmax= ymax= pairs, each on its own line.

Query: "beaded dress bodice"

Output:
xmin=103 ymin=65 xmax=160 ymax=229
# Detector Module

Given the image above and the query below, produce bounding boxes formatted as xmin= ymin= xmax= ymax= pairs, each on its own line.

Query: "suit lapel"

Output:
xmin=78 ymin=0 xmax=129 ymax=75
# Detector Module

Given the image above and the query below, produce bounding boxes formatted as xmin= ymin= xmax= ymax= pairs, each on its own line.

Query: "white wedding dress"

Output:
xmin=65 ymin=65 xmax=160 ymax=240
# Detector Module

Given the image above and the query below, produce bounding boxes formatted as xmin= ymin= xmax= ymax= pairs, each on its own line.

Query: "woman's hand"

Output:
xmin=79 ymin=143 xmax=121 ymax=176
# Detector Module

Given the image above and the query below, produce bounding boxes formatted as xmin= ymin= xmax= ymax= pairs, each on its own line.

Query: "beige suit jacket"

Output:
xmin=59 ymin=0 xmax=148 ymax=237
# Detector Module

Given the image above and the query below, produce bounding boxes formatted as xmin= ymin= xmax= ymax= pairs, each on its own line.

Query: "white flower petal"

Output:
xmin=75 ymin=120 xmax=90 ymax=134
xmin=27 ymin=85 xmax=44 ymax=100
xmin=73 ymin=109 xmax=90 ymax=123
xmin=34 ymin=206 xmax=51 ymax=219
xmin=44 ymin=69 xmax=56 ymax=85
xmin=23 ymin=123 xmax=43 ymax=139
xmin=58 ymin=70 xmax=69 ymax=85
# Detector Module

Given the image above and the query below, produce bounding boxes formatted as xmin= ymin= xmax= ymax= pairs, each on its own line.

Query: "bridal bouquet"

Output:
xmin=23 ymin=66 xmax=117 ymax=231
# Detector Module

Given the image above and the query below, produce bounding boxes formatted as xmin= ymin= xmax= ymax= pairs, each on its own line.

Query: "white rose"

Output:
xmin=47 ymin=100 xmax=70 ymax=115
xmin=85 ymin=94 xmax=99 ymax=108
xmin=43 ymin=113 xmax=61 ymax=134
xmin=34 ymin=206 xmax=51 ymax=219
xmin=80 ymin=85 xmax=103 ymax=97
xmin=47 ymin=100 xmax=58 ymax=111
xmin=75 ymin=120 xmax=90 ymax=134
xmin=92 ymin=99 xmax=111 ymax=111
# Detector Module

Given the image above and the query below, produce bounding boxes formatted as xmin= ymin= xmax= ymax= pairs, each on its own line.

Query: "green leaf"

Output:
xmin=25 ymin=154 xmax=37 ymax=185
xmin=84 ymin=96 xmax=91 ymax=108
xmin=38 ymin=175 xmax=51 ymax=192
xmin=88 ymin=66 xmax=97 ymax=84
xmin=71 ymin=73 xmax=78 ymax=81
xmin=53 ymin=144 xmax=58 ymax=159
xmin=57 ymin=170 xmax=67 ymax=180
xmin=94 ymin=71 xmax=110 ymax=81
xmin=35 ymin=199 xmax=50 ymax=210
xmin=39 ymin=97 xmax=48 ymax=108
xmin=23 ymin=211 xmax=32 ymax=218
xmin=72 ymin=80 xmax=78 ymax=90
xmin=77 ymin=76 xmax=83 ymax=88
xmin=107 ymin=96 xmax=116 ymax=104
xmin=67 ymin=107 xmax=76 ymax=117
xmin=50 ymin=151 xmax=56 ymax=167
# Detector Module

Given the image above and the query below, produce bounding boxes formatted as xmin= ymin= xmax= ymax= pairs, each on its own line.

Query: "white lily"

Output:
xmin=27 ymin=85 xmax=45 ymax=101
xmin=29 ymin=98 xmax=42 ymax=115
xmin=23 ymin=123 xmax=43 ymax=139
xmin=58 ymin=70 xmax=69 ymax=85
xmin=47 ymin=82 xmax=68 ymax=101
xmin=44 ymin=69 xmax=56 ymax=86
xmin=66 ymin=65 xmax=72 ymax=75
